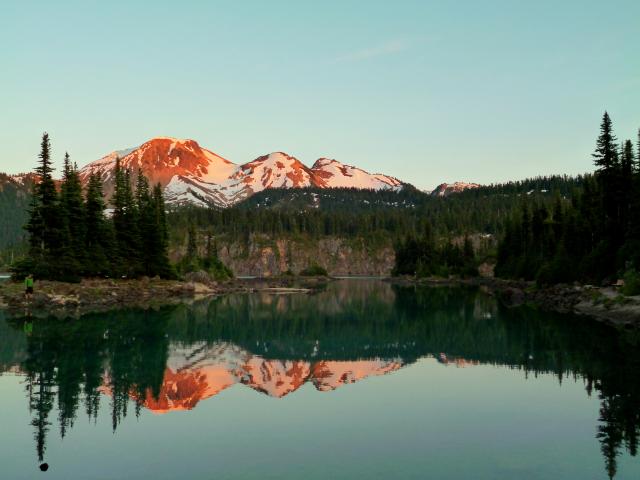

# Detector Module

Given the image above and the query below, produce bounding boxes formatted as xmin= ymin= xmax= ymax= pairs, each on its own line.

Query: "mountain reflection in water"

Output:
xmin=0 ymin=280 xmax=639 ymax=478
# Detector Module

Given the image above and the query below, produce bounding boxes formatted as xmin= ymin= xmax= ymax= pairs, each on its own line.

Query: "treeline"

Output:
xmin=393 ymin=228 xmax=477 ymax=277
xmin=166 ymin=176 xmax=582 ymax=246
xmin=13 ymin=133 xmax=173 ymax=281
xmin=461 ymin=175 xmax=583 ymax=197
xmin=496 ymin=112 xmax=640 ymax=285
xmin=0 ymin=174 xmax=32 ymax=257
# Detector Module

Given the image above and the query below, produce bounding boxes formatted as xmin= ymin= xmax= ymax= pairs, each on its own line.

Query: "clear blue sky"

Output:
xmin=1 ymin=0 xmax=638 ymax=189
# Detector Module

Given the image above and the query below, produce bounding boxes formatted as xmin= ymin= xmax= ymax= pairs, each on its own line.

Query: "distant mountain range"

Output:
xmin=2 ymin=138 xmax=482 ymax=210
xmin=78 ymin=137 xmax=410 ymax=207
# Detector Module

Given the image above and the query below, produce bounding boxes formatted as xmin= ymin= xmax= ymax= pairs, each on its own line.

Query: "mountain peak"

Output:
xmin=147 ymin=136 xmax=192 ymax=142
xmin=79 ymin=139 xmax=407 ymax=208
xmin=142 ymin=137 xmax=200 ymax=149
xmin=311 ymin=158 xmax=339 ymax=169
xmin=311 ymin=157 xmax=402 ymax=190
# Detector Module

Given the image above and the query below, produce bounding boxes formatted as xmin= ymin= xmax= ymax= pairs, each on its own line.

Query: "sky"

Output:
xmin=1 ymin=0 xmax=639 ymax=190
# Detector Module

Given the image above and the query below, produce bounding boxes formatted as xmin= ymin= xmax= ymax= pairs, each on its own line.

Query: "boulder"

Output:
xmin=184 ymin=271 xmax=213 ymax=285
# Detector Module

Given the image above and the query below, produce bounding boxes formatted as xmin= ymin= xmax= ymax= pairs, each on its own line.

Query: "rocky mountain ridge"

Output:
xmin=78 ymin=137 xmax=405 ymax=207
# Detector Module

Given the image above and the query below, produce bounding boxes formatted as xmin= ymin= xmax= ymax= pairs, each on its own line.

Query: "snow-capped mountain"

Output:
xmin=78 ymin=138 xmax=236 ymax=205
xmin=78 ymin=137 xmax=405 ymax=207
xmin=312 ymin=158 xmax=403 ymax=190
xmin=430 ymin=181 xmax=480 ymax=197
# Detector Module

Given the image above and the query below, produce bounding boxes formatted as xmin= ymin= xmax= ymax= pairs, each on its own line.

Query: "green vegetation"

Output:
xmin=166 ymin=175 xmax=581 ymax=244
xmin=163 ymin=175 xmax=582 ymax=280
xmin=12 ymin=133 xmax=175 ymax=281
xmin=298 ymin=264 xmax=328 ymax=276
xmin=176 ymin=225 xmax=233 ymax=281
xmin=393 ymin=231 xmax=477 ymax=277
xmin=0 ymin=174 xmax=31 ymax=258
xmin=496 ymin=113 xmax=640 ymax=286
xmin=623 ymin=270 xmax=640 ymax=296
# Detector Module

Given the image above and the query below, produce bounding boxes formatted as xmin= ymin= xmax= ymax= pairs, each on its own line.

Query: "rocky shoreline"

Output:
xmin=395 ymin=276 xmax=640 ymax=329
xmin=2 ymin=274 xmax=639 ymax=328
xmin=0 ymin=275 xmax=331 ymax=319
xmin=491 ymin=280 xmax=640 ymax=329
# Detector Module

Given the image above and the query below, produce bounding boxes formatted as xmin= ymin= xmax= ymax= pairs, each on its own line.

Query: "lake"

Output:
xmin=0 ymin=279 xmax=638 ymax=479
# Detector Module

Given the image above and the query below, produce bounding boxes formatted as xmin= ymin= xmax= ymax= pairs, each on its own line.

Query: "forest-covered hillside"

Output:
xmin=166 ymin=175 xmax=584 ymax=242
xmin=0 ymin=158 xmax=585 ymax=275
xmin=0 ymin=174 xmax=32 ymax=265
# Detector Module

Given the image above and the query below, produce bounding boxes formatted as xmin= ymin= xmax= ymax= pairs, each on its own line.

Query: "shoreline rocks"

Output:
xmin=0 ymin=276 xmax=331 ymax=319
xmin=394 ymin=276 xmax=640 ymax=329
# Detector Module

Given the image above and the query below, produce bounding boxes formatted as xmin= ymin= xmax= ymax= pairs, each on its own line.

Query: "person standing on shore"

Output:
xmin=24 ymin=274 xmax=34 ymax=302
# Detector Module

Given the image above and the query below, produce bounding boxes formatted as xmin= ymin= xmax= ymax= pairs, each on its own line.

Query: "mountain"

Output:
xmin=312 ymin=158 xmax=403 ymax=190
xmin=78 ymin=138 xmax=236 ymax=206
xmin=78 ymin=137 xmax=405 ymax=207
xmin=430 ymin=182 xmax=481 ymax=197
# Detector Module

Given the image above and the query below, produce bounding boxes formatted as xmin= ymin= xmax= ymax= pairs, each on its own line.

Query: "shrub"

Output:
xmin=177 ymin=255 xmax=233 ymax=281
xmin=299 ymin=264 xmax=328 ymax=276
xmin=622 ymin=270 xmax=640 ymax=296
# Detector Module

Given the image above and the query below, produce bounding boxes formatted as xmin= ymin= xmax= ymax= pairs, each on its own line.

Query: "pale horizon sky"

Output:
xmin=1 ymin=0 xmax=639 ymax=190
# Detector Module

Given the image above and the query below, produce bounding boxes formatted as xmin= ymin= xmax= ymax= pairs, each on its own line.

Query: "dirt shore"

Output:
xmin=0 ymin=276 xmax=330 ymax=318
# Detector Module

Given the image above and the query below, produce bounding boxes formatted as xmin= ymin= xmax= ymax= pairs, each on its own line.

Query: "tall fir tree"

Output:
xmin=25 ymin=133 xmax=65 ymax=278
xmin=496 ymin=113 xmax=640 ymax=283
xmin=134 ymin=172 xmax=171 ymax=277
xmin=592 ymin=112 xmax=621 ymax=244
xmin=58 ymin=152 xmax=85 ymax=277
xmin=111 ymin=163 xmax=141 ymax=277
xmin=150 ymin=182 xmax=172 ymax=277
xmin=84 ymin=172 xmax=113 ymax=276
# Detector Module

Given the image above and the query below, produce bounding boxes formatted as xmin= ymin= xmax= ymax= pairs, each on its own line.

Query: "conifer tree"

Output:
xmin=84 ymin=172 xmax=112 ymax=276
xmin=134 ymin=173 xmax=171 ymax=277
xmin=153 ymin=183 xmax=168 ymax=247
xmin=186 ymin=223 xmax=197 ymax=261
xmin=59 ymin=152 xmax=85 ymax=276
xmin=620 ymin=140 xmax=634 ymax=234
xmin=111 ymin=157 xmax=127 ymax=274
xmin=25 ymin=182 xmax=44 ymax=261
xmin=593 ymin=112 xmax=619 ymax=174
xmin=592 ymin=112 xmax=621 ymax=242
xmin=123 ymin=169 xmax=141 ymax=274
xmin=112 ymin=164 xmax=141 ymax=277
xmin=135 ymin=172 xmax=152 ymax=273
xmin=25 ymin=133 xmax=64 ymax=278
xmin=150 ymin=182 xmax=172 ymax=277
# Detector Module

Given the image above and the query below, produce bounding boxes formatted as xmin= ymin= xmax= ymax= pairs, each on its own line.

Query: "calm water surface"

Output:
xmin=0 ymin=280 xmax=639 ymax=479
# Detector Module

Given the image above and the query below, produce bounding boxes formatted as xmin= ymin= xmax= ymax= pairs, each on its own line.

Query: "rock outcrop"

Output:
xmin=214 ymin=235 xmax=395 ymax=277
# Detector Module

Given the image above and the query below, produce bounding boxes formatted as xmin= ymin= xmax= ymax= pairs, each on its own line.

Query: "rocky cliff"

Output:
xmin=176 ymin=234 xmax=395 ymax=277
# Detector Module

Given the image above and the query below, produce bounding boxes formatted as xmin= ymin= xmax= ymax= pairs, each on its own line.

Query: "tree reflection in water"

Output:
xmin=1 ymin=280 xmax=638 ymax=478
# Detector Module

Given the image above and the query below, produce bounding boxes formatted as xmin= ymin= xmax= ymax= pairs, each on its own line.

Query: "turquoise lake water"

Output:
xmin=0 ymin=280 xmax=638 ymax=479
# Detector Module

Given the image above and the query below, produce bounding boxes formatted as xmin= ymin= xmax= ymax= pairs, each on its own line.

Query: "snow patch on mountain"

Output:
xmin=431 ymin=182 xmax=480 ymax=197
xmin=80 ymin=138 xmax=408 ymax=207
xmin=312 ymin=158 xmax=402 ymax=190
